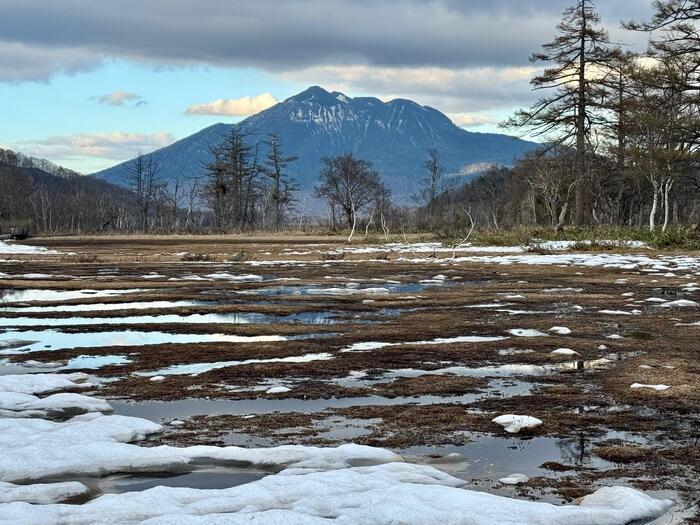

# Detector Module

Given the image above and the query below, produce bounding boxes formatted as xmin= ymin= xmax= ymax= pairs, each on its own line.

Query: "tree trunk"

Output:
xmin=662 ymin=178 xmax=673 ymax=232
xmin=649 ymin=178 xmax=659 ymax=231
xmin=574 ymin=4 xmax=588 ymax=226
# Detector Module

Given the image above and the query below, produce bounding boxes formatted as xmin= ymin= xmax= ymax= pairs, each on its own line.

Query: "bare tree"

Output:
xmin=263 ymin=134 xmax=298 ymax=229
xmin=202 ymin=128 xmax=260 ymax=231
xmin=124 ymin=152 xmax=163 ymax=232
xmin=314 ymin=154 xmax=384 ymax=231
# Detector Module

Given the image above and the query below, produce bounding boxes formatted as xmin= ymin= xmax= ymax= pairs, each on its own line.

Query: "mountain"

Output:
xmin=1 ymin=147 xmax=83 ymax=178
xmin=94 ymin=86 xmax=538 ymax=203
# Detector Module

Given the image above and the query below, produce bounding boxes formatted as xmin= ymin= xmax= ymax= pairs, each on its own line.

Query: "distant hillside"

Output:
xmin=94 ymin=86 xmax=538 ymax=202
xmin=0 ymin=147 xmax=83 ymax=178
xmin=0 ymin=150 xmax=135 ymax=233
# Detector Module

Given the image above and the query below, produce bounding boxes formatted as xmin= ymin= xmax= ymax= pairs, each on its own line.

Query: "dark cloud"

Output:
xmin=0 ymin=0 xmax=653 ymax=81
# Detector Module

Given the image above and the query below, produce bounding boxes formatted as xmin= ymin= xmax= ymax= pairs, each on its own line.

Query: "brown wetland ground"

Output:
xmin=1 ymin=234 xmax=699 ymax=521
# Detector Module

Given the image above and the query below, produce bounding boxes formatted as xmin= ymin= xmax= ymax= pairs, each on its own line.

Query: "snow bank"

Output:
xmin=0 ymin=241 xmax=57 ymax=255
xmin=0 ymin=373 xmax=90 ymax=395
xmin=0 ymin=464 xmax=672 ymax=525
xmin=0 ymin=374 xmax=674 ymax=524
xmin=0 ymin=480 xmax=88 ymax=504
xmin=0 ymin=392 xmax=111 ymax=417
xmin=0 ymin=413 xmax=402 ymax=482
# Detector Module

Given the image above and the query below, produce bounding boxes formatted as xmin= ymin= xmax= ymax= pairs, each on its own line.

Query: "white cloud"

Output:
xmin=186 ymin=93 xmax=278 ymax=116
xmin=96 ymin=90 xmax=143 ymax=106
xmin=280 ymin=64 xmax=538 ymax=112
xmin=13 ymin=132 xmax=176 ymax=162
xmin=447 ymin=113 xmax=496 ymax=127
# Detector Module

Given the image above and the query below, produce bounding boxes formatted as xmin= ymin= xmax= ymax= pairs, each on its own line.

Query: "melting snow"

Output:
xmin=507 ymin=329 xmax=548 ymax=337
xmin=0 ymin=241 xmax=57 ymax=255
xmin=551 ymin=348 xmax=579 ymax=356
xmin=0 ymin=481 xmax=87 ymax=504
xmin=492 ymin=414 xmax=543 ymax=433
xmin=0 ymin=373 xmax=90 ymax=395
xmin=0 ymin=466 xmax=673 ymax=525
xmin=549 ymin=326 xmax=571 ymax=335
xmin=630 ymin=383 xmax=671 ymax=392
xmin=136 ymin=352 xmax=334 ymax=377
xmin=658 ymin=300 xmax=698 ymax=308
xmin=499 ymin=473 xmax=529 ymax=485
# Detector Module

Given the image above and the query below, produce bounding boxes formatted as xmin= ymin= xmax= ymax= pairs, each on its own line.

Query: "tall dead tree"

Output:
xmin=263 ymin=134 xmax=298 ymax=230
xmin=125 ymin=152 xmax=162 ymax=232
xmin=203 ymin=128 xmax=259 ymax=231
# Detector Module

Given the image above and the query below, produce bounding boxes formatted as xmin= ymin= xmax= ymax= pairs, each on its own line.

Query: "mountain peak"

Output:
xmin=286 ymin=86 xmax=339 ymax=105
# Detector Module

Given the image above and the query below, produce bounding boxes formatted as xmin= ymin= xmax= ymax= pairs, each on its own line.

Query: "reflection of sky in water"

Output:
xmin=230 ymin=280 xmax=460 ymax=297
xmin=103 ymin=469 xmax=267 ymax=493
xmin=402 ymin=433 xmax=613 ymax=482
xmin=0 ymin=300 xmax=209 ymax=313
xmin=112 ymin=380 xmax=533 ymax=420
xmin=0 ymin=311 xmax=352 ymax=327
xmin=64 ymin=355 xmax=132 ymax=369
xmin=0 ymin=289 xmax=143 ymax=303
xmin=0 ymin=330 xmax=288 ymax=353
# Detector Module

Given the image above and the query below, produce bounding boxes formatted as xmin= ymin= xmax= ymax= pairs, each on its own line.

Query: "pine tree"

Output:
xmin=504 ymin=0 xmax=612 ymax=225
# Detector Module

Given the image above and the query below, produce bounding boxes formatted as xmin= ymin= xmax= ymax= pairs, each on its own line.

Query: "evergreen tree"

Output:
xmin=504 ymin=0 xmax=612 ymax=225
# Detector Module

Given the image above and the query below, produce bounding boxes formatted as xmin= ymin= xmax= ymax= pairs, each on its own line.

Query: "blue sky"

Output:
xmin=0 ymin=0 xmax=652 ymax=173
xmin=0 ymin=62 xmax=308 ymax=172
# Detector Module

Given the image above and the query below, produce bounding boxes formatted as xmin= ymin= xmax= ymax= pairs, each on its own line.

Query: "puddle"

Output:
xmin=312 ymin=416 xmax=382 ymax=441
xmin=98 ymin=468 xmax=267 ymax=494
xmin=405 ymin=432 xmax=614 ymax=482
xmin=64 ymin=355 xmax=132 ymax=370
xmin=112 ymin=380 xmax=534 ymax=421
xmin=0 ymin=311 xmax=358 ymax=328
xmin=225 ymin=280 xmax=461 ymax=297
xmin=135 ymin=352 xmax=335 ymax=377
xmin=0 ymin=289 xmax=144 ymax=303
xmin=0 ymin=330 xmax=291 ymax=353
xmin=0 ymin=300 xmax=212 ymax=313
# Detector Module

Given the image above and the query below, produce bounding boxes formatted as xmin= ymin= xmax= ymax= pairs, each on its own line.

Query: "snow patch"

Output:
xmin=492 ymin=414 xmax=543 ymax=433
xmin=630 ymin=383 xmax=671 ymax=392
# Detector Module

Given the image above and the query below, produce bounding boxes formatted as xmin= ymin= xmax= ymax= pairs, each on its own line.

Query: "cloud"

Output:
xmin=13 ymin=132 xmax=176 ymax=162
xmin=0 ymin=41 xmax=98 ymax=82
xmin=281 ymin=64 xmax=538 ymax=112
xmin=0 ymin=0 xmax=652 ymax=82
xmin=96 ymin=90 xmax=143 ymax=106
xmin=186 ymin=93 xmax=277 ymax=116
xmin=447 ymin=113 xmax=496 ymax=128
